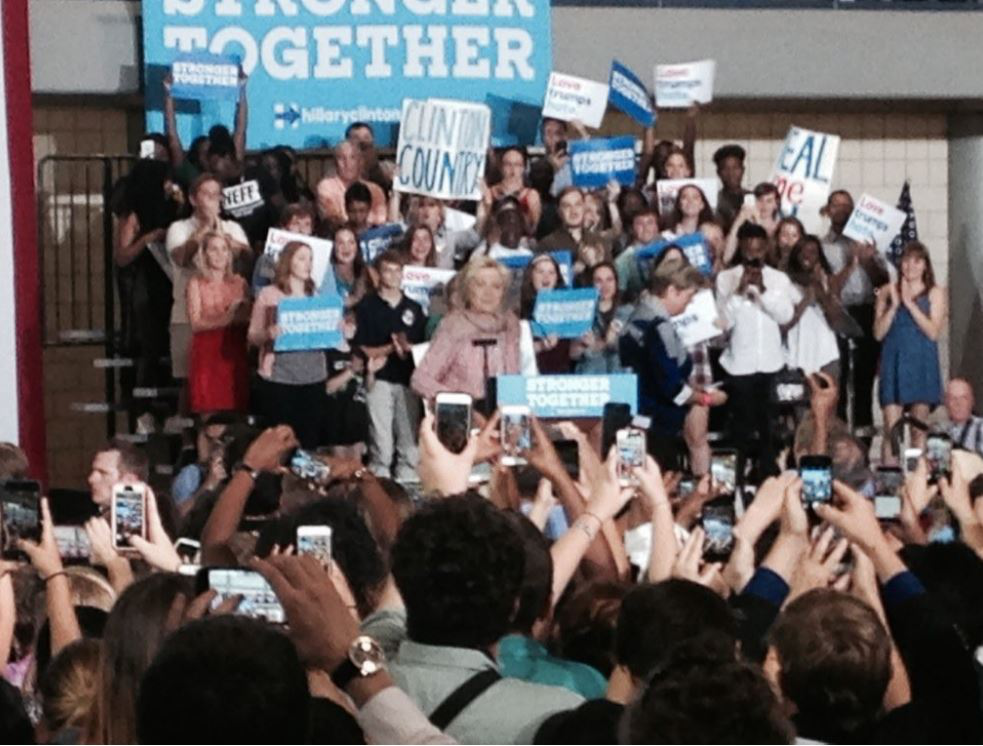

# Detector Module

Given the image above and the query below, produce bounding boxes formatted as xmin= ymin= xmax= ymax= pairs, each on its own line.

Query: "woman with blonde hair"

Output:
xmin=412 ymin=256 xmax=525 ymax=410
xmin=187 ymin=231 xmax=251 ymax=413
xmin=248 ymin=241 xmax=328 ymax=447
xmin=39 ymin=639 xmax=100 ymax=743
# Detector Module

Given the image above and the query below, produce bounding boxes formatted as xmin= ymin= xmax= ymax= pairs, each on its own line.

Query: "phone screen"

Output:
xmin=701 ymin=502 xmax=735 ymax=561
xmin=501 ymin=408 xmax=531 ymax=466
xmin=925 ymin=435 xmax=952 ymax=482
xmin=206 ymin=569 xmax=285 ymax=624
xmin=601 ymin=403 xmax=632 ymax=459
xmin=874 ymin=496 xmax=902 ymax=520
xmin=800 ymin=459 xmax=833 ymax=505
xmin=290 ymin=449 xmax=331 ymax=484
xmin=710 ymin=452 xmax=738 ymax=494
xmin=1 ymin=481 xmax=41 ymax=558
xmin=677 ymin=477 xmax=697 ymax=499
xmin=553 ymin=439 xmax=580 ymax=481
xmin=616 ymin=429 xmax=645 ymax=485
xmin=296 ymin=526 xmax=332 ymax=568
xmin=112 ymin=486 xmax=145 ymax=548
xmin=53 ymin=526 xmax=91 ymax=561
xmin=436 ymin=399 xmax=471 ymax=455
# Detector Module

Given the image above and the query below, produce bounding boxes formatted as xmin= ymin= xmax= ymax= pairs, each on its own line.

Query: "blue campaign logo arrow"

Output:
xmin=274 ymin=103 xmax=301 ymax=129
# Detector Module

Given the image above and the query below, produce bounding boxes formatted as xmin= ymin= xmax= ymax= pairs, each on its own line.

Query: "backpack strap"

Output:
xmin=428 ymin=669 xmax=502 ymax=731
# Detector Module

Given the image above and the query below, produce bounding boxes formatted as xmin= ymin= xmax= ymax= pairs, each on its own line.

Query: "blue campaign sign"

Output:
xmin=569 ymin=136 xmax=637 ymax=189
xmin=142 ymin=3 xmax=553 ymax=149
xmin=486 ymin=93 xmax=542 ymax=148
xmin=636 ymin=232 xmax=713 ymax=277
xmin=497 ymin=374 xmax=638 ymax=419
xmin=359 ymin=223 xmax=404 ymax=263
xmin=608 ymin=61 xmax=653 ymax=128
xmin=274 ymin=295 xmax=344 ymax=352
xmin=497 ymin=250 xmax=573 ymax=286
xmin=171 ymin=52 xmax=241 ymax=101
xmin=532 ymin=288 xmax=598 ymax=339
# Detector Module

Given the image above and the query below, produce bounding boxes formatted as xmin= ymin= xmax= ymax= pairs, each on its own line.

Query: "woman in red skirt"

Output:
xmin=186 ymin=231 xmax=251 ymax=413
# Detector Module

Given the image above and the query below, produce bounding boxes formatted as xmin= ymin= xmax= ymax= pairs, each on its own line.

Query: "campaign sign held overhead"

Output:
xmin=608 ymin=61 xmax=653 ymax=128
xmin=541 ymin=72 xmax=610 ymax=129
xmin=170 ymin=53 xmax=240 ymax=101
xmin=569 ymin=136 xmax=637 ymax=188
xmin=771 ymin=126 xmax=840 ymax=234
xmin=654 ymin=60 xmax=715 ymax=108
xmin=395 ymin=98 xmax=490 ymax=201
xmin=142 ymin=1 xmax=552 ymax=149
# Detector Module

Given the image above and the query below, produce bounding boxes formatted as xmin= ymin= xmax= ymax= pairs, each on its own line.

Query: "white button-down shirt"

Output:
xmin=716 ymin=265 xmax=795 ymax=376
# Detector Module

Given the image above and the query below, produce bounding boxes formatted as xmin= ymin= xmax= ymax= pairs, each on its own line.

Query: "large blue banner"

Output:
xmin=142 ymin=2 xmax=553 ymax=149
xmin=532 ymin=288 xmax=598 ymax=339
xmin=569 ymin=136 xmax=637 ymax=188
xmin=497 ymin=374 xmax=638 ymax=419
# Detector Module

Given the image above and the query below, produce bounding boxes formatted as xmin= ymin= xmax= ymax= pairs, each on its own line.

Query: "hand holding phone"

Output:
xmin=296 ymin=525 xmax=332 ymax=569
xmin=616 ymin=428 xmax=646 ymax=487
xmin=501 ymin=406 xmax=532 ymax=466
xmin=197 ymin=567 xmax=285 ymax=625
xmin=799 ymin=455 xmax=833 ymax=507
xmin=435 ymin=393 xmax=472 ymax=455
xmin=111 ymin=483 xmax=147 ymax=551
xmin=1 ymin=480 xmax=41 ymax=560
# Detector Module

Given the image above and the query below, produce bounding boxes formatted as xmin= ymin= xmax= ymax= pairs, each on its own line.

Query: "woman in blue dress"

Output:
xmin=874 ymin=241 xmax=947 ymax=464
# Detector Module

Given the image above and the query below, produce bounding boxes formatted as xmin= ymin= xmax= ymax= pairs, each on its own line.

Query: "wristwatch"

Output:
xmin=235 ymin=462 xmax=262 ymax=482
xmin=330 ymin=635 xmax=386 ymax=690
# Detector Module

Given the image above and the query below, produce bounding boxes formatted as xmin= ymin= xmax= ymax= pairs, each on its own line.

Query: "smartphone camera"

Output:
xmin=1 ymin=480 xmax=41 ymax=560
xmin=111 ymin=484 xmax=147 ymax=550
xmin=289 ymin=449 xmax=332 ymax=484
xmin=501 ymin=406 xmax=532 ymax=466
xmin=799 ymin=455 xmax=833 ymax=506
xmin=296 ymin=525 xmax=333 ymax=569
xmin=925 ymin=434 xmax=952 ymax=483
xmin=616 ymin=428 xmax=646 ymax=487
xmin=701 ymin=500 xmax=735 ymax=562
xmin=199 ymin=567 xmax=285 ymax=625
xmin=873 ymin=466 xmax=903 ymax=521
xmin=710 ymin=450 xmax=738 ymax=494
xmin=435 ymin=393 xmax=472 ymax=455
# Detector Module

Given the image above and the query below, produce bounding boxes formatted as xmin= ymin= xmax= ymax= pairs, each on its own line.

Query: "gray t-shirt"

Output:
xmin=271 ymin=349 xmax=326 ymax=385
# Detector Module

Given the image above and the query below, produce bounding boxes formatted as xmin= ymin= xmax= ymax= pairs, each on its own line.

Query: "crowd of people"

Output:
xmin=1 ymin=71 xmax=982 ymax=745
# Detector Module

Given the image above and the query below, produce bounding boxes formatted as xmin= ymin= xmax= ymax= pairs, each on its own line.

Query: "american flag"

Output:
xmin=887 ymin=180 xmax=918 ymax=268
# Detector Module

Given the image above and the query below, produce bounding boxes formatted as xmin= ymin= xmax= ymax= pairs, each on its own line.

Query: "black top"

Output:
xmin=352 ymin=293 xmax=426 ymax=385
xmin=534 ymin=699 xmax=624 ymax=745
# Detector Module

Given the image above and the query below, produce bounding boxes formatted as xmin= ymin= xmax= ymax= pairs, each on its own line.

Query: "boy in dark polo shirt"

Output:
xmin=353 ymin=249 xmax=426 ymax=481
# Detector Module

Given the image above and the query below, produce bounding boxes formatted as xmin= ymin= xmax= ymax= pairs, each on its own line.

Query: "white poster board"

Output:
xmin=842 ymin=193 xmax=907 ymax=251
xmin=771 ymin=126 xmax=840 ymax=234
xmin=654 ymin=60 xmax=716 ymax=108
xmin=541 ymin=72 xmax=610 ymax=129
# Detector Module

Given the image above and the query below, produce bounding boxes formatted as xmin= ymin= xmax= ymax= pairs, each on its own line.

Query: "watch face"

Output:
xmin=351 ymin=635 xmax=385 ymax=675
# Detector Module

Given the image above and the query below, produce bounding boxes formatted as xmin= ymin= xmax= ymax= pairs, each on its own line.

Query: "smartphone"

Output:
xmin=601 ymin=402 xmax=632 ymax=459
xmin=616 ymin=428 xmax=646 ymax=487
xmin=701 ymin=500 xmax=735 ymax=562
xmin=774 ymin=381 xmax=807 ymax=404
xmin=903 ymin=447 xmax=923 ymax=475
xmin=111 ymin=483 xmax=147 ymax=550
xmin=0 ymin=480 xmax=41 ymax=560
xmin=925 ymin=433 xmax=952 ymax=483
xmin=677 ymin=476 xmax=697 ymax=499
xmin=553 ymin=439 xmax=580 ymax=481
xmin=296 ymin=525 xmax=333 ymax=568
xmin=289 ymin=448 xmax=331 ymax=484
xmin=743 ymin=192 xmax=757 ymax=209
xmin=53 ymin=525 xmax=91 ymax=562
xmin=799 ymin=455 xmax=833 ymax=506
xmin=501 ymin=405 xmax=532 ymax=466
xmin=710 ymin=450 xmax=739 ymax=494
xmin=873 ymin=466 xmax=903 ymax=521
xmin=435 ymin=392 xmax=472 ymax=455
xmin=196 ymin=567 xmax=285 ymax=625
xmin=174 ymin=537 xmax=201 ymax=563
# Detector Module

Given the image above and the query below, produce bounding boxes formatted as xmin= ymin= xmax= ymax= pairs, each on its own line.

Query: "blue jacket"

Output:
xmin=619 ymin=296 xmax=693 ymax=436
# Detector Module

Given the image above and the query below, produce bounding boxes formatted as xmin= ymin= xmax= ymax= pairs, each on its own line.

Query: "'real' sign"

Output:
xmin=142 ymin=0 xmax=553 ymax=149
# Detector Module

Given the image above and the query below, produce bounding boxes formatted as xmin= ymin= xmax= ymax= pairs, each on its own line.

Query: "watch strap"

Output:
xmin=330 ymin=659 xmax=359 ymax=690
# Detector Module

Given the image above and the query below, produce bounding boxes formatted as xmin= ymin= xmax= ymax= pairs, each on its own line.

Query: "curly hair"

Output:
xmin=255 ymin=496 xmax=387 ymax=618
xmin=622 ymin=639 xmax=793 ymax=744
xmin=391 ymin=493 xmax=524 ymax=649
